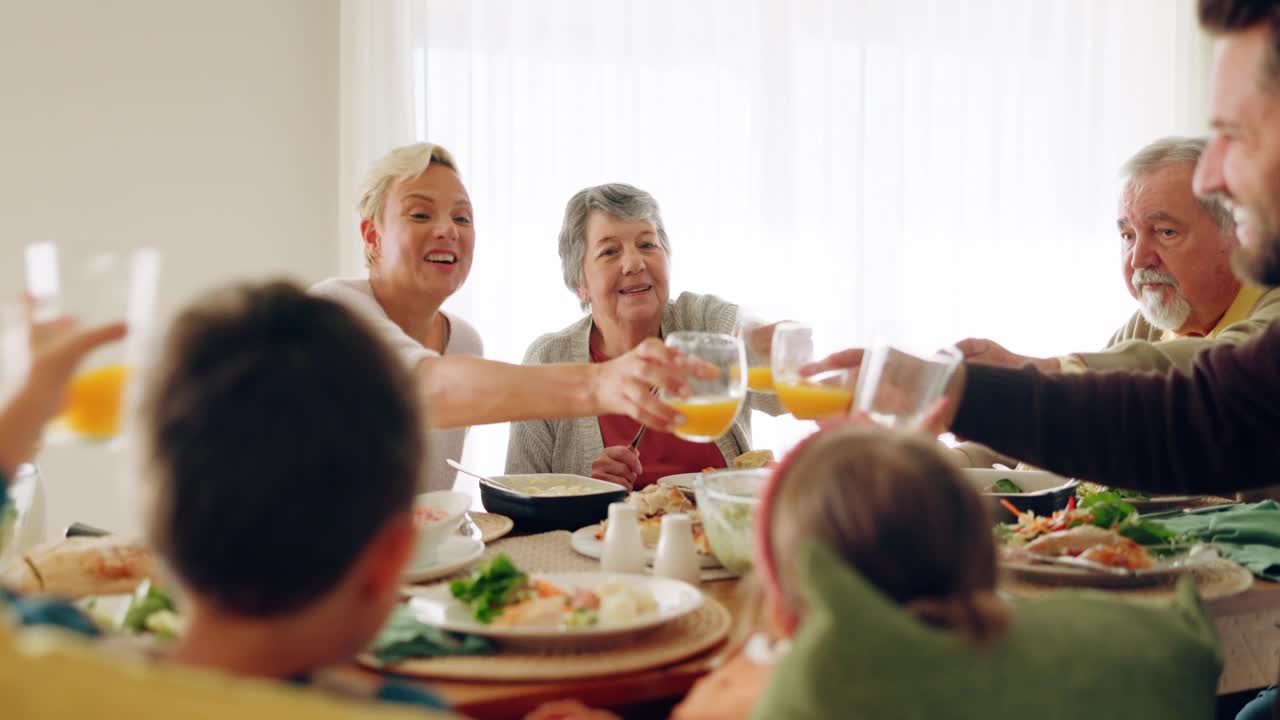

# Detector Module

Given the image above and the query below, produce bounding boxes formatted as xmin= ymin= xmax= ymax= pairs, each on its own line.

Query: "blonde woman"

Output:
xmin=315 ymin=145 xmax=705 ymax=491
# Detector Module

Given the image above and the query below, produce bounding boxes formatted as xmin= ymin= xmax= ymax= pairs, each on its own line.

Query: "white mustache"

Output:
xmin=1131 ymin=268 xmax=1179 ymax=291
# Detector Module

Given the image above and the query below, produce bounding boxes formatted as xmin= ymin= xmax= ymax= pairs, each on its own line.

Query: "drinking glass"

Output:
xmin=733 ymin=310 xmax=776 ymax=394
xmin=771 ymin=322 xmax=855 ymax=420
xmin=11 ymin=242 xmax=160 ymax=442
xmin=662 ymin=331 xmax=747 ymax=442
xmin=853 ymin=344 xmax=963 ymax=429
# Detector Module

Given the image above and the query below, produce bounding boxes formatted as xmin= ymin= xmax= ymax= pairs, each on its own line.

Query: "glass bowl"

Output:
xmin=694 ymin=468 xmax=768 ymax=576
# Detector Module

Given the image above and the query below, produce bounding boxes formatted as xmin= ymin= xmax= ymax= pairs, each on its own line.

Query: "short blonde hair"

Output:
xmin=358 ymin=143 xmax=460 ymax=265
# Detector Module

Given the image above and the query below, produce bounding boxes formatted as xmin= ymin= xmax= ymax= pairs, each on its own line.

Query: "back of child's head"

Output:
xmin=138 ymin=281 xmax=423 ymax=617
xmin=760 ymin=424 xmax=1005 ymax=641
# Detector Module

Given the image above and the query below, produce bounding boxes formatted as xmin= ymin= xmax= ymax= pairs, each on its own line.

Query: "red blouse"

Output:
xmin=590 ymin=346 xmax=728 ymax=488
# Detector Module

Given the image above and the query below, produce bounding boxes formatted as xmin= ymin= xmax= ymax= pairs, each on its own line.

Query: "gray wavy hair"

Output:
xmin=558 ymin=183 xmax=672 ymax=309
xmin=1122 ymin=136 xmax=1235 ymax=234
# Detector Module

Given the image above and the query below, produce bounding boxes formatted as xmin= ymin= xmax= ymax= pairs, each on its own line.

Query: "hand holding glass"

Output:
xmin=12 ymin=243 xmax=159 ymax=441
xmin=771 ymin=322 xmax=855 ymax=420
xmin=733 ymin=312 xmax=776 ymax=394
xmin=662 ymin=332 xmax=747 ymax=442
xmin=853 ymin=344 xmax=963 ymax=429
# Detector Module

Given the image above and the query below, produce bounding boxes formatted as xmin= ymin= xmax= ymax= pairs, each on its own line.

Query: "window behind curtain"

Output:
xmin=392 ymin=0 xmax=1207 ymax=475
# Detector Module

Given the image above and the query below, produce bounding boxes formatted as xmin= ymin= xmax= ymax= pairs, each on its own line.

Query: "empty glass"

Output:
xmin=853 ymin=344 xmax=963 ymax=429
xmin=662 ymin=331 xmax=747 ymax=442
xmin=771 ymin=322 xmax=855 ymax=420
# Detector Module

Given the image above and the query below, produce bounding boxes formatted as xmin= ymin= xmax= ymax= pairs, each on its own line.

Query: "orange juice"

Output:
xmin=729 ymin=365 xmax=775 ymax=392
xmin=668 ymin=396 xmax=742 ymax=441
xmin=58 ymin=364 xmax=129 ymax=438
xmin=775 ymin=381 xmax=853 ymax=420
xmin=746 ymin=366 xmax=774 ymax=392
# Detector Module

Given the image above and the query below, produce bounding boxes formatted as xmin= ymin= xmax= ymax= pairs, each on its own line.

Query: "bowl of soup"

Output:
xmin=412 ymin=490 xmax=471 ymax=565
xmin=480 ymin=474 xmax=627 ymax=531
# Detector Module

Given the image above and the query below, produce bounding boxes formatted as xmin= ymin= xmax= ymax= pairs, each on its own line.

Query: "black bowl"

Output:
xmin=962 ymin=469 xmax=1079 ymax=524
xmin=480 ymin=474 xmax=628 ymax=532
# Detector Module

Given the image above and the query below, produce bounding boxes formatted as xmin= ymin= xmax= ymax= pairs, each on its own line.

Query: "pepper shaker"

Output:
xmin=601 ymin=502 xmax=646 ymax=574
xmin=654 ymin=513 xmax=701 ymax=585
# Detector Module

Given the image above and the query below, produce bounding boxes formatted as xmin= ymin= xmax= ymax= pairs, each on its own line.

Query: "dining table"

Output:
xmin=365 ymin=526 xmax=1280 ymax=719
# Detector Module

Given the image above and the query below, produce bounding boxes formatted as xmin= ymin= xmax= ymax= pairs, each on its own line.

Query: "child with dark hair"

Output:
xmin=136 ymin=281 xmax=442 ymax=709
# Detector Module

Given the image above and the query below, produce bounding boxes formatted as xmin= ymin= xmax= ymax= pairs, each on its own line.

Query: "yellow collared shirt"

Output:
xmin=1159 ymin=284 xmax=1266 ymax=341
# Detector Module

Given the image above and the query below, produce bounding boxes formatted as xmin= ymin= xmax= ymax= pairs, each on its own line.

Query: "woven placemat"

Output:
xmin=469 ymin=512 xmax=514 ymax=544
xmin=1003 ymin=557 xmax=1254 ymax=602
xmin=362 ymin=596 xmax=731 ymax=682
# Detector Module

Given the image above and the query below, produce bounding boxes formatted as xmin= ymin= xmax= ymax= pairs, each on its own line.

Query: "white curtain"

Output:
xmin=341 ymin=0 xmax=1211 ymax=475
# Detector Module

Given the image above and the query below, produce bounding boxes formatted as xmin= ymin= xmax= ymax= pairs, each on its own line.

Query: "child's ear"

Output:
xmin=360 ymin=514 xmax=416 ymax=599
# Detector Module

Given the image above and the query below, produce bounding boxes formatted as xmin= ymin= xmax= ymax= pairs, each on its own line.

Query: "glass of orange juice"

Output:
xmin=771 ymin=322 xmax=855 ymax=421
xmin=662 ymin=331 xmax=747 ymax=442
xmin=20 ymin=242 xmax=159 ymax=442
xmin=733 ymin=312 xmax=776 ymax=394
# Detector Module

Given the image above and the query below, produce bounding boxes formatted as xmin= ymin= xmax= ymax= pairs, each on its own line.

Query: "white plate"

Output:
xmin=1001 ymin=548 xmax=1214 ymax=588
xmin=404 ymin=571 xmax=703 ymax=645
xmin=402 ymin=535 xmax=484 ymax=584
xmin=571 ymin=524 xmax=723 ymax=568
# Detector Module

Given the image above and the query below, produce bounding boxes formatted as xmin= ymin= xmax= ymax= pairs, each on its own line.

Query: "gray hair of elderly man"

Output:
xmin=558 ymin=183 xmax=673 ymax=310
xmin=1121 ymin=136 xmax=1235 ymax=235
xmin=357 ymin=142 xmax=460 ymax=266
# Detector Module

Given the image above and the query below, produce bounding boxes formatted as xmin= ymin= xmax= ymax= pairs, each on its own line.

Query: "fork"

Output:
xmin=627 ymin=387 xmax=662 ymax=452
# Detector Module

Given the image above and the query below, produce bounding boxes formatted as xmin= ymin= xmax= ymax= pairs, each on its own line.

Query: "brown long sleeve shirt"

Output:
xmin=953 ymin=320 xmax=1280 ymax=495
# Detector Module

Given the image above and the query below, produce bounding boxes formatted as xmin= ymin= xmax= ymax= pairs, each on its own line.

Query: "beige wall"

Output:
xmin=0 ymin=0 xmax=340 ymax=537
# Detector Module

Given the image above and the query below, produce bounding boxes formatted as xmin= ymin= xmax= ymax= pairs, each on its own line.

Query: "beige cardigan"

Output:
xmin=505 ymin=292 xmax=781 ymax=477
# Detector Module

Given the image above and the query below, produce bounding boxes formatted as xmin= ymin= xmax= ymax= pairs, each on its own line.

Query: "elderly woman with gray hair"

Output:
xmin=506 ymin=183 xmax=782 ymax=489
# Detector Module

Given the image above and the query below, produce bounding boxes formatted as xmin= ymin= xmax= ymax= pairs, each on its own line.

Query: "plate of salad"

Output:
xmin=1074 ymin=482 xmax=1221 ymax=512
xmin=996 ymin=492 xmax=1218 ymax=587
xmin=403 ymin=555 xmax=703 ymax=646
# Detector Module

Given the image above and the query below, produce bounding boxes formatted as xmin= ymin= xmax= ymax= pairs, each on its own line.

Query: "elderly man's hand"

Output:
xmin=954 ymin=338 xmax=1060 ymax=373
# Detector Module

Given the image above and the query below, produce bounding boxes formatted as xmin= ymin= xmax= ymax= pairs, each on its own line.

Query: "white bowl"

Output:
xmin=961 ymin=468 xmax=1076 ymax=496
xmin=412 ymin=490 xmax=471 ymax=565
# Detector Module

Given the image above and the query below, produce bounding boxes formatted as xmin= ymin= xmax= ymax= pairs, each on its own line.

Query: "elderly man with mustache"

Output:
xmin=953 ymin=136 xmax=1280 ymax=471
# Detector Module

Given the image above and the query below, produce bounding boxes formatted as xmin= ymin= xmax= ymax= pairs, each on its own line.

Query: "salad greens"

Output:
xmin=370 ymin=605 xmax=493 ymax=664
xmin=1076 ymin=482 xmax=1149 ymax=502
xmin=122 ymin=582 xmax=183 ymax=639
xmin=1072 ymin=492 xmax=1179 ymax=544
xmin=991 ymin=478 xmax=1024 ymax=494
xmin=449 ymin=554 xmax=532 ymax=623
xmin=1000 ymin=491 xmax=1181 ymax=547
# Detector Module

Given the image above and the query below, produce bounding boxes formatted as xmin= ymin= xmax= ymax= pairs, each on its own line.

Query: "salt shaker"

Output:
xmin=601 ymin=502 xmax=646 ymax=574
xmin=653 ymin=513 xmax=701 ymax=585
